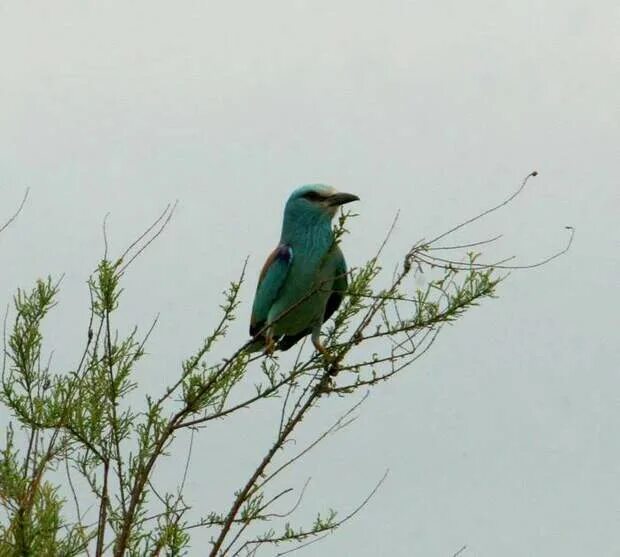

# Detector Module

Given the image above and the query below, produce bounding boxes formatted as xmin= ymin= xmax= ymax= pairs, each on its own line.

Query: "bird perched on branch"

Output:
xmin=249 ymin=184 xmax=359 ymax=355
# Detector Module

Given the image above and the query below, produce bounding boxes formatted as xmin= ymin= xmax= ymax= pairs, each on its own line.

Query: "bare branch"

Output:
xmin=119 ymin=201 xmax=178 ymax=274
xmin=419 ymin=226 xmax=574 ymax=270
xmin=255 ymin=394 xmax=369 ymax=495
xmin=429 ymin=234 xmax=503 ymax=251
xmin=0 ymin=188 xmax=29 ymax=235
xmin=427 ymin=170 xmax=538 ymax=246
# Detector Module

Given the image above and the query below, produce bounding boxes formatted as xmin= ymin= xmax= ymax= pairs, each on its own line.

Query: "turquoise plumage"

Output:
xmin=249 ymin=184 xmax=359 ymax=354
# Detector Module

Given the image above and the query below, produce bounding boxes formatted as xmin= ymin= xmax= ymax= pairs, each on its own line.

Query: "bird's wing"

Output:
xmin=250 ymin=244 xmax=293 ymax=336
xmin=323 ymin=246 xmax=348 ymax=322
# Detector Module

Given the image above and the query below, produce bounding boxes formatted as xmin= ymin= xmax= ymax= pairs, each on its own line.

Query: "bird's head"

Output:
xmin=280 ymin=184 xmax=359 ymax=244
xmin=285 ymin=184 xmax=360 ymax=220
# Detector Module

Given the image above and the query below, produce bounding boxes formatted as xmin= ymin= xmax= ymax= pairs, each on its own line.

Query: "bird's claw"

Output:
xmin=264 ymin=335 xmax=277 ymax=356
xmin=312 ymin=338 xmax=340 ymax=376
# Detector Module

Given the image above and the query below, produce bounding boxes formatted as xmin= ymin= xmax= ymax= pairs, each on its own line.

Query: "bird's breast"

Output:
xmin=267 ymin=245 xmax=338 ymax=335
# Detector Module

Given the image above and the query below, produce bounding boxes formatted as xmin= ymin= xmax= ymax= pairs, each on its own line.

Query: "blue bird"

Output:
xmin=249 ymin=184 xmax=359 ymax=355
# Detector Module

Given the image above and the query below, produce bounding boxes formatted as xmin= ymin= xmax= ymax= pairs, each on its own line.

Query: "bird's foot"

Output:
xmin=312 ymin=337 xmax=329 ymax=358
xmin=312 ymin=338 xmax=339 ymax=377
xmin=264 ymin=335 xmax=277 ymax=356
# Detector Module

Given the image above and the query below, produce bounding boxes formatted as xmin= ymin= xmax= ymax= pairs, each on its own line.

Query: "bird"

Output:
xmin=249 ymin=184 xmax=359 ymax=355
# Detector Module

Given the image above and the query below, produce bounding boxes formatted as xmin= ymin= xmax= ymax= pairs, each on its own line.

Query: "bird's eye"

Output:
xmin=301 ymin=191 xmax=325 ymax=202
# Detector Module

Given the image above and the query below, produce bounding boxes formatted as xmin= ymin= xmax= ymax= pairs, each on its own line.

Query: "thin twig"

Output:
xmin=0 ymin=188 xmax=29 ymax=235
xmin=119 ymin=201 xmax=178 ymax=274
xmin=94 ymin=459 xmax=110 ymax=557
xmin=419 ymin=226 xmax=574 ymax=270
xmin=276 ymin=532 xmax=331 ymax=556
xmin=255 ymin=394 xmax=368 ymax=495
xmin=102 ymin=213 xmax=111 ymax=261
xmin=429 ymin=234 xmax=503 ymax=251
xmin=427 ymin=171 xmax=538 ymax=246
xmin=220 ymin=489 xmax=295 ymax=557
xmin=238 ymin=470 xmax=389 ymax=556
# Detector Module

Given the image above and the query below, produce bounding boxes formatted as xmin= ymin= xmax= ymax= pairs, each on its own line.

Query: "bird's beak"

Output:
xmin=326 ymin=192 xmax=360 ymax=207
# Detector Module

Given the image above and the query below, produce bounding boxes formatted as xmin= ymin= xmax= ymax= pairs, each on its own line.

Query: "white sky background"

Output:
xmin=0 ymin=1 xmax=618 ymax=555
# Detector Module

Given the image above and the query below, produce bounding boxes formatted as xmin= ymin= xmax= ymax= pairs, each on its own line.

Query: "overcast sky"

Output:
xmin=1 ymin=1 xmax=618 ymax=555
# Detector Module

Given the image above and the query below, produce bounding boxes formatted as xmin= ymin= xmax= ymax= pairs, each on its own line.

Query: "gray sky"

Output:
xmin=1 ymin=1 xmax=618 ymax=555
